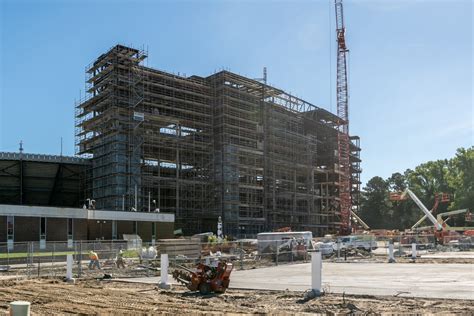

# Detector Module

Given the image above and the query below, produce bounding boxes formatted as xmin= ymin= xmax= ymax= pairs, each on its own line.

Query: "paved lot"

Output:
xmin=230 ymin=262 xmax=474 ymax=299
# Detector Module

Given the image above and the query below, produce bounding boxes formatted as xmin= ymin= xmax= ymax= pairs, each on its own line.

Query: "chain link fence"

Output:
xmin=1 ymin=233 xmax=472 ymax=279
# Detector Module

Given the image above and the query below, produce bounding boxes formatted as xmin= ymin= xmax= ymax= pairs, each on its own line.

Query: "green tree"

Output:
xmin=446 ymin=147 xmax=474 ymax=226
xmin=359 ymin=176 xmax=392 ymax=229
xmin=359 ymin=147 xmax=473 ymax=230
xmin=447 ymin=147 xmax=474 ymax=210
xmin=387 ymin=172 xmax=411 ymax=229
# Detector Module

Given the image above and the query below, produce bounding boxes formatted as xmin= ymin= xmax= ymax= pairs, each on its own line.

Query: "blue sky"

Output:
xmin=0 ymin=0 xmax=472 ymax=186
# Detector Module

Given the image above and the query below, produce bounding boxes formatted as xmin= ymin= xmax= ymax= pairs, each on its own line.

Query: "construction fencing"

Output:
xmin=1 ymin=235 xmax=472 ymax=279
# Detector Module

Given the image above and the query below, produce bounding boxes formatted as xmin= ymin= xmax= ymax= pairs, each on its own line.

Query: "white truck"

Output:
xmin=337 ymin=235 xmax=377 ymax=251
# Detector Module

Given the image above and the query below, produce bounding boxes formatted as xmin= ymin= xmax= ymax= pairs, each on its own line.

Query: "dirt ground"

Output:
xmin=0 ymin=278 xmax=472 ymax=315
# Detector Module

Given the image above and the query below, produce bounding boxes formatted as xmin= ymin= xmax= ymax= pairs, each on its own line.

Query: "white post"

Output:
xmin=411 ymin=243 xmax=417 ymax=259
xmin=66 ymin=254 xmax=73 ymax=280
xmin=311 ymin=251 xmax=322 ymax=294
xmin=159 ymin=253 xmax=171 ymax=289
xmin=388 ymin=243 xmax=395 ymax=263
xmin=7 ymin=239 xmax=13 ymax=251
xmin=10 ymin=301 xmax=30 ymax=316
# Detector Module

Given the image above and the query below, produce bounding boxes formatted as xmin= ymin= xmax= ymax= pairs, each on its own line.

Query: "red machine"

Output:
xmin=172 ymin=261 xmax=233 ymax=295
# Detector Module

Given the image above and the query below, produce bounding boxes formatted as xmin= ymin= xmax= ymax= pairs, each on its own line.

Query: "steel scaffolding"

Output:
xmin=75 ymin=45 xmax=361 ymax=237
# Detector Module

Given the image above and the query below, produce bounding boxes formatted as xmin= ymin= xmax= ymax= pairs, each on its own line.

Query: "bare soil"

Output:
xmin=0 ymin=278 xmax=472 ymax=315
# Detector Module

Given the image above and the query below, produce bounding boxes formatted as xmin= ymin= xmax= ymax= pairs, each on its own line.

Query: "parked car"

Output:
xmin=314 ymin=239 xmax=336 ymax=256
xmin=337 ymin=235 xmax=377 ymax=251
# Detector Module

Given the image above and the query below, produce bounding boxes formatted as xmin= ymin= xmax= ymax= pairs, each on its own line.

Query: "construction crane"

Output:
xmin=335 ymin=0 xmax=351 ymax=235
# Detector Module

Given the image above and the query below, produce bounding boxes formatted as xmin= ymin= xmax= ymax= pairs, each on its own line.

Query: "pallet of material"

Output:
xmin=155 ymin=238 xmax=201 ymax=259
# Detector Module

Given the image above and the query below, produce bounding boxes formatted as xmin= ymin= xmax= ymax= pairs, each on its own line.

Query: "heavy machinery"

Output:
xmin=273 ymin=227 xmax=292 ymax=232
xmin=335 ymin=0 xmax=352 ymax=235
xmin=172 ymin=260 xmax=233 ymax=295
xmin=391 ymin=188 xmax=473 ymax=243
xmin=436 ymin=209 xmax=472 ymax=231
xmin=411 ymin=192 xmax=450 ymax=230
xmin=351 ymin=210 xmax=370 ymax=230
xmin=275 ymin=237 xmax=308 ymax=261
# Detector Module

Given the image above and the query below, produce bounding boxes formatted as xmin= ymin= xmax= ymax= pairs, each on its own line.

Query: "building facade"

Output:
xmin=76 ymin=45 xmax=361 ymax=237
xmin=0 ymin=204 xmax=174 ymax=244
xmin=0 ymin=152 xmax=174 ymax=243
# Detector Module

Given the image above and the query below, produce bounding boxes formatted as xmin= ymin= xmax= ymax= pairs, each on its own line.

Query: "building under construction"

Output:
xmin=75 ymin=45 xmax=361 ymax=237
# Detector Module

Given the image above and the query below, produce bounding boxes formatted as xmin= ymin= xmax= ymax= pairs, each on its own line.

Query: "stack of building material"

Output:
xmin=156 ymin=238 xmax=201 ymax=259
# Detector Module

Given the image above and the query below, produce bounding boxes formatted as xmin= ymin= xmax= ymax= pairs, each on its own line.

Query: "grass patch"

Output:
xmin=0 ymin=250 xmax=141 ymax=259
xmin=122 ymin=250 xmax=139 ymax=258
xmin=0 ymin=251 xmax=78 ymax=259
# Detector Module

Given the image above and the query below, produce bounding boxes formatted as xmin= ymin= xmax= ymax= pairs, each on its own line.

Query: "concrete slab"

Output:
xmin=230 ymin=262 xmax=474 ymax=300
xmin=421 ymin=252 xmax=474 ymax=259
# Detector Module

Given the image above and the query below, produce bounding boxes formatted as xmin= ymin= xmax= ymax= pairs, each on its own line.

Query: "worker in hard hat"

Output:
xmin=88 ymin=251 xmax=101 ymax=270
xmin=116 ymin=247 xmax=125 ymax=269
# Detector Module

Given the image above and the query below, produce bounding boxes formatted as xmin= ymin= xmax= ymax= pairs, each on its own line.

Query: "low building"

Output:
xmin=0 ymin=204 xmax=174 ymax=245
xmin=0 ymin=152 xmax=175 ymax=243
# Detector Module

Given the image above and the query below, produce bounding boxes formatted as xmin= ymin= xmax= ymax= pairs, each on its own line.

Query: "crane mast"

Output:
xmin=335 ymin=0 xmax=351 ymax=235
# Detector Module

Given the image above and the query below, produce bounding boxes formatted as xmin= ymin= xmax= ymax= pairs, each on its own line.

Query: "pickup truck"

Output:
xmin=337 ymin=235 xmax=377 ymax=251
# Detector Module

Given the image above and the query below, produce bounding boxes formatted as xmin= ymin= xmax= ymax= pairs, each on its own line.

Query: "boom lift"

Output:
xmin=436 ymin=209 xmax=473 ymax=231
xmin=351 ymin=210 xmax=370 ymax=230
xmin=390 ymin=188 xmax=445 ymax=242
xmin=390 ymin=188 xmax=473 ymax=243
xmin=411 ymin=192 xmax=450 ymax=230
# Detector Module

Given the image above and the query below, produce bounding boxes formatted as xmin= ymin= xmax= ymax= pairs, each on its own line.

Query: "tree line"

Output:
xmin=358 ymin=147 xmax=473 ymax=230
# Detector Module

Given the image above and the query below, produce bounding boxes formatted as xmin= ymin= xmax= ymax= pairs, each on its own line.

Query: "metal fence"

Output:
xmin=1 ymin=235 xmax=472 ymax=279
xmin=0 ymin=240 xmax=131 ymax=278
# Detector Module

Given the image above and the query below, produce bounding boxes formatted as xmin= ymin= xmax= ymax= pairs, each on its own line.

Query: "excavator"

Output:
xmin=390 ymin=188 xmax=473 ymax=244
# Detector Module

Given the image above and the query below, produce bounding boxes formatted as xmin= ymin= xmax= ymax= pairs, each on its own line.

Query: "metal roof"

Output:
xmin=0 ymin=152 xmax=88 ymax=207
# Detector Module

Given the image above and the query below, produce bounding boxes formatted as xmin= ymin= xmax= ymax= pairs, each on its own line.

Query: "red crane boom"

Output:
xmin=335 ymin=0 xmax=351 ymax=235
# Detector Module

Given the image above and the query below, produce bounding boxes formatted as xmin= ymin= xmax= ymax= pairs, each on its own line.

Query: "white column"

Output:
xmin=411 ymin=243 xmax=417 ymax=259
xmin=388 ymin=243 xmax=395 ymax=263
xmin=311 ymin=251 xmax=322 ymax=293
xmin=159 ymin=253 xmax=171 ymax=289
xmin=66 ymin=254 xmax=73 ymax=280
xmin=10 ymin=301 xmax=30 ymax=316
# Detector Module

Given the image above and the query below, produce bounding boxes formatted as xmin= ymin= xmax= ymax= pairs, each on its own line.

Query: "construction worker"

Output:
xmin=116 ymin=247 xmax=125 ymax=269
xmin=88 ymin=251 xmax=101 ymax=270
